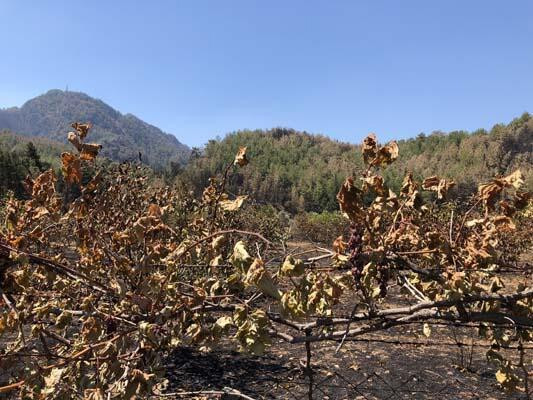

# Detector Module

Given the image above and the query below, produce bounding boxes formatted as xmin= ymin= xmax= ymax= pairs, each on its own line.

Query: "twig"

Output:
xmin=0 ymin=380 xmax=24 ymax=394
xmin=0 ymin=243 xmax=114 ymax=296
xmin=155 ymin=386 xmax=257 ymax=399
xmin=335 ymin=303 xmax=359 ymax=354
xmin=519 ymin=335 xmax=531 ymax=400
xmin=305 ymin=330 xmax=314 ymax=400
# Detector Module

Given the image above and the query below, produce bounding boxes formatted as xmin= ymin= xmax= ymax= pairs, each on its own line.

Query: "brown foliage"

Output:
xmin=0 ymin=128 xmax=531 ymax=398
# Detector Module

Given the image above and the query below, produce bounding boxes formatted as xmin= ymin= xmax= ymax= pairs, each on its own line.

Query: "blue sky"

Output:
xmin=1 ymin=1 xmax=532 ymax=147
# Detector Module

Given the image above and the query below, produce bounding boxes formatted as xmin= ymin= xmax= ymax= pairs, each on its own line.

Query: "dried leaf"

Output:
xmin=337 ymin=177 xmax=363 ymax=221
xmin=234 ymin=147 xmax=248 ymax=167
xmin=220 ymin=195 xmax=247 ymax=211
xmin=400 ymin=173 xmax=416 ymax=195
xmin=362 ymin=134 xmax=378 ymax=165
xmin=244 ymin=258 xmax=281 ymax=299
xmin=230 ymin=241 xmax=253 ymax=272
xmin=422 ymin=176 xmax=455 ymax=200
xmin=333 ymin=235 xmax=347 ymax=253
xmin=148 ymin=203 xmax=162 ymax=217
xmin=363 ymin=175 xmax=386 ymax=195
xmin=280 ymin=256 xmax=305 ymax=277
xmin=80 ymin=143 xmax=102 ymax=161
xmin=72 ymin=122 xmax=91 ymax=139
xmin=502 ymin=169 xmax=523 ymax=189
xmin=373 ymin=141 xmax=399 ymax=166
xmin=61 ymin=152 xmax=81 ymax=184
xmin=67 ymin=131 xmax=82 ymax=151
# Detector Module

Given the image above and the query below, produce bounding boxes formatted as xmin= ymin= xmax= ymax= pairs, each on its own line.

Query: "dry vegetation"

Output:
xmin=0 ymin=124 xmax=531 ymax=399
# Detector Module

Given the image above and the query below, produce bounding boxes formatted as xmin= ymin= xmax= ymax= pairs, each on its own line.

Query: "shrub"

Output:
xmin=291 ymin=210 xmax=350 ymax=244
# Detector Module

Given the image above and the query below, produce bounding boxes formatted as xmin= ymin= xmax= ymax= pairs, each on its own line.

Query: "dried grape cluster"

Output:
xmin=347 ymin=223 xmax=364 ymax=280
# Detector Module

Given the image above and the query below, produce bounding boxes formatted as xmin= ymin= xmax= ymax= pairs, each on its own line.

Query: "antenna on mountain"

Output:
xmin=65 ymin=84 xmax=69 ymax=92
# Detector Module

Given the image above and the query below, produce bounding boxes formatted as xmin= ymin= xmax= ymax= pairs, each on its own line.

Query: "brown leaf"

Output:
xmin=82 ymin=171 xmax=102 ymax=194
xmin=80 ymin=143 xmax=102 ymax=161
xmin=423 ymin=176 xmax=455 ymax=200
xmin=491 ymin=215 xmax=516 ymax=231
xmin=501 ymin=169 xmax=523 ymax=189
xmin=67 ymin=131 xmax=82 ymax=151
xmin=337 ymin=177 xmax=363 ymax=221
xmin=362 ymin=134 xmax=378 ymax=165
xmin=148 ymin=204 xmax=162 ymax=217
xmin=362 ymin=175 xmax=386 ymax=195
xmin=478 ymin=182 xmax=502 ymax=210
xmin=400 ymin=173 xmax=416 ymax=195
xmin=498 ymin=200 xmax=515 ymax=216
xmin=478 ymin=170 xmax=524 ymax=210
xmin=234 ymin=146 xmax=249 ymax=167
xmin=333 ymin=235 xmax=346 ymax=253
xmin=61 ymin=152 xmax=81 ymax=184
xmin=373 ymin=141 xmax=399 ymax=166
xmin=71 ymin=122 xmax=91 ymax=139
xmin=220 ymin=195 xmax=247 ymax=211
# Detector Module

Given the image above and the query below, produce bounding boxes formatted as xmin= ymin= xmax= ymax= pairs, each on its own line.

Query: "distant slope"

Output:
xmin=180 ymin=114 xmax=533 ymax=213
xmin=0 ymin=90 xmax=190 ymax=168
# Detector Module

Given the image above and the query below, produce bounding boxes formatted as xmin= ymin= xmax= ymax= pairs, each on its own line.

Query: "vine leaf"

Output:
xmin=234 ymin=146 xmax=249 ymax=167
xmin=61 ymin=152 xmax=81 ymax=184
xmin=220 ymin=195 xmax=247 ymax=211
xmin=337 ymin=177 xmax=363 ymax=221
xmin=422 ymin=176 xmax=455 ymax=200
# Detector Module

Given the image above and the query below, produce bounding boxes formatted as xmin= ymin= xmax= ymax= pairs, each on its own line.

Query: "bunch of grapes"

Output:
xmin=348 ymin=223 xmax=365 ymax=281
xmin=376 ymin=264 xmax=389 ymax=297
xmin=348 ymin=223 xmax=389 ymax=297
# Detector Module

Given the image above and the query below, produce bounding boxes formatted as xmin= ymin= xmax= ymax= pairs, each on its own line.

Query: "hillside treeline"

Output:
xmin=0 ymin=131 xmax=64 ymax=197
xmin=2 ymin=114 xmax=532 ymax=213
xmin=179 ymin=113 xmax=532 ymax=213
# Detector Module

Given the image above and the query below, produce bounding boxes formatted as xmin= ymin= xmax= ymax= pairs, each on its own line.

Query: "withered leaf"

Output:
xmin=71 ymin=122 xmax=91 ymax=139
xmin=478 ymin=170 xmax=524 ymax=210
xmin=80 ymin=143 xmax=102 ymax=161
xmin=148 ymin=203 xmax=162 ymax=217
xmin=337 ymin=177 xmax=363 ymax=221
xmin=400 ymin=173 xmax=416 ymax=195
xmin=373 ymin=141 xmax=399 ymax=167
xmin=67 ymin=131 xmax=82 ymax=151
xmin=280 ymin=256 xmax=305 ymax=277
xmin=362 ymin=175 xmax=386 ymax=195
xmin=502 ymin=169 xmax=523 ymax=189
xmin=513 ymin=191 xmax=531 ymax=210
xmin=61 ymin=152 xmax=81 ymax=184
xmin=333 ymin=235 xmax=346 ymax=253
xmin=422 ymin=176 xmax=455 ymax=200
xmin=220 ymin=195 xmax=247 ymax=211
xmin=234 ymin=146 xmax=248 ymax=167
xmin=362 ymin=134 xmax=378 ymax=165
xmin=244 ymin=258 xmax=281 ymax=299
xmin=491 ymin=215 xmax=516 ymax=231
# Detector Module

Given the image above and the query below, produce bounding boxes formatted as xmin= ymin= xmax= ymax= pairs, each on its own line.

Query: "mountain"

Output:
xmin=179 ymin=114 xmax=533 ymax=213
xmin=0 ymin=90 xmax=190 ymax=168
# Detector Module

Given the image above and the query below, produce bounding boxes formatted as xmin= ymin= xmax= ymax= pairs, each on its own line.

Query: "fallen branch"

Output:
xmin=155 ymin=386 xmax=257 ymax=399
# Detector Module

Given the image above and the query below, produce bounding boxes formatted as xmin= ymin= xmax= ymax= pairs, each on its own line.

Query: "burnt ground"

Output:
xmin=160 ymin=327 xmax=531 ymax=399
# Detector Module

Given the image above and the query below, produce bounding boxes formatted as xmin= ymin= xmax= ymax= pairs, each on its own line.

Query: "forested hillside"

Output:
xmin=180 ymin=113 xmax=533 ymax=212
xmin=0 ymin=131 xmax=65 ymax=197
xmin=0 ymin=90 xmax=190 ymax=168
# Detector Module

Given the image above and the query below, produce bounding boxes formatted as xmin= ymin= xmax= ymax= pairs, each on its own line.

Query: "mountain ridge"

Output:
xmin=0 ymin=89 xmax=190 ymax=168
